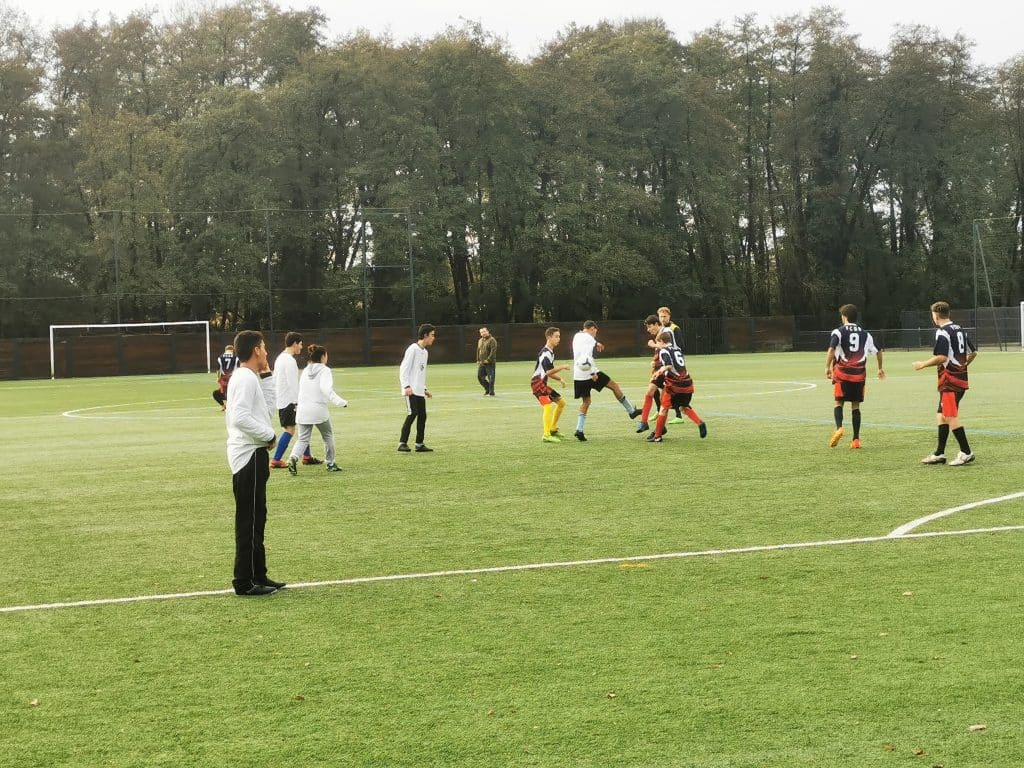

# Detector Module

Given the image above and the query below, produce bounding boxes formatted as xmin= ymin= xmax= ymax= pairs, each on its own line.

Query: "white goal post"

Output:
xmin=49 ymin=320 xmax=211 ymax=379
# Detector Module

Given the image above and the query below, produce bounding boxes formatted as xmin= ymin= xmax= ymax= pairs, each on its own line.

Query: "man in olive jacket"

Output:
xmin=476 ymin=326 xmax=498 ymax=396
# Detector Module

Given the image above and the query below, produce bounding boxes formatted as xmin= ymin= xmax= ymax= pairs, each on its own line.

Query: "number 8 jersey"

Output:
xmin=934 ymin=322 xmax=976 ymax=392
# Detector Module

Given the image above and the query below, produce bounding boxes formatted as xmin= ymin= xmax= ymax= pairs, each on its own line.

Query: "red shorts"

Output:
xmin=939 ymin=390 xmax=964 ymax=418
xmin=531 ymin=376 xmax=560 ymax=406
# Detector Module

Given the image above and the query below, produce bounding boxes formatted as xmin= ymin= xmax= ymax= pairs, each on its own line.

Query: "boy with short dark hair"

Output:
xmin=825 ymin=304 xmax=885 ymax=449
xmin=531 ymin=327 xmax=569 ymax=443
xmin=398 ymin=323 xmax=437 ymax=453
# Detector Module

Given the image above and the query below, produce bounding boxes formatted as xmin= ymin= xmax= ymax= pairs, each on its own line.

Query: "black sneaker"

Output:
xmin=574 ymin=431 xmax=587 ymax=442
xmin=287 ymin=456 xmax=298 ymax=476
xmin=398 ymin=443 xmax=411 ymax=453
xmin=415 ymin=444 xmax=434 ymax=452
xmin=302 ymin=456 xmax=323 ymax=465
xmin=259 ymin=578 xmax=286 ymax=589
xmin=699 ymin=422 xmax=707 ymax=439
xmin=325 ymin=463 xmax=343 ymax=472
xmin=636 ymin=422 xmax=649 ymax=434
xmin=629 ymin=408 xmax=642 ymax=419
xmin=236 ymin=584 xmax=276 ymax=596
xmin=646 ymin=433 xmax=663 ymax=443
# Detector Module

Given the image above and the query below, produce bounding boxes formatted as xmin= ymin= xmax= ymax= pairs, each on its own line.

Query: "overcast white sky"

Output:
xmin=7 ymin=0 xmax=1023 ymax=66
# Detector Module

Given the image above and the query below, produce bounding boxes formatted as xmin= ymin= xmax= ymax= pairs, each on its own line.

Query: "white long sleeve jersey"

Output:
xmin=398 ymin=342 xmax=429 ymax=395
xmin=296 ymin=363 xmax=348 ymax=425
xmin=572 ymin=331 xmax=601 ymax=380
xmin=274 ymin=351 xmax=300 ymax=408
xmin=225 ymin=366 xmax=276 ymax=474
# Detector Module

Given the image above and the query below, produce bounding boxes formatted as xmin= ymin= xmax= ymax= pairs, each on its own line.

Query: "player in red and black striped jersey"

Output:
xmin=913 ymin=301 xmax=978 ymax=465
xmin=531 ymin=327 xmax=570 ymax=442
xmin=636 ymin=315 xmax=667 ymax=434
xmin=657 ymin=306 xmax=687 ymax=423
xmin=825 ymin=304 xmax=885 ymax=449
xmin=645 ymin=331 xmax=707 ymax=443
xmin=213 ymin=344 xmax=240 ymax=411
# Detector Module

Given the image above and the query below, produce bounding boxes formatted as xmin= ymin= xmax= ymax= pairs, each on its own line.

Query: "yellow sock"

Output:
xmin=542 ymin=403 xmax=554 ymax=436
xmin=553 ymin=399 xmax=565 ymax=432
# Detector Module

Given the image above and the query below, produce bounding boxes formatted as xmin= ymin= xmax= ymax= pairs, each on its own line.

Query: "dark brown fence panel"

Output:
xmin=0 ymin=340 xmax=17 ymax=379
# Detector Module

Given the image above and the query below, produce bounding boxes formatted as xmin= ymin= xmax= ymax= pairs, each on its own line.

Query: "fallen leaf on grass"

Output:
xmin=912 ymin=747 xmax=926 ymax=756
xmin=882 ymin=744 xmax=895 ymax=752
xmin=849 ymin=655 xmax=859 ymax=660
xmin=292 ymin=694 xmax=305 ymax=702
xmin=968 ymin=724 xmax=987 ymax=732
xmin=606 ymin=692 xmax=617 ymax=699
xmin=902 ymin=591 xmax=914 ymax=597
xmin=29 ymin=699 xmax=39 ymax=707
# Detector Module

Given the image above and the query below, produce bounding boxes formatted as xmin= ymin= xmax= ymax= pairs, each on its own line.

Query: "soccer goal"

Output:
xmin=49 ymin=321 xmax=211 ymax=379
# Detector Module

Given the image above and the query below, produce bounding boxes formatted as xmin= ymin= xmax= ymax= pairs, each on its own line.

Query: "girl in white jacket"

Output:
xmin=287 ymin=344 xmax=347 ymax=474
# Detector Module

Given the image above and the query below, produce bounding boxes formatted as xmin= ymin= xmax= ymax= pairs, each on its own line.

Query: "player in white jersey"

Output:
xmin=270 ymin=332 xmax=317 ymax=467
xmin=571 ymin=320 xmax=641 ymax=441
xmin=398 ymin=324 xmax=437 ymax=452
xmin=225 ymin=330 xmax=284 ymax=596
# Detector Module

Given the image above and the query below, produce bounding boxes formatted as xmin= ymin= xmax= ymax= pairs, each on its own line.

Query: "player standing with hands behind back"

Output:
xmin=225 ymin=330 xmax=285 ymax=596
xmin=825 ymin=304 xmax=885 ymax=449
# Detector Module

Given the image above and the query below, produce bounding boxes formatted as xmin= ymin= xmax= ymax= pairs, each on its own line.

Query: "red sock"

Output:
xmin=684 ymin=407 xmax=702 ymax=425
xmin=655 ymin=412 xmax=668 ymax=437
xmin=642 ymin=393 xmax=654 ymax=422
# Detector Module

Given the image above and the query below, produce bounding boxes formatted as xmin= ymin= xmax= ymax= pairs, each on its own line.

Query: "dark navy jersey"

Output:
xmin=829 ymin=323 xmax=878 ymax=382
xmin=933 ymin=322 xmax=975 ymax=390
xmin=661 ymin=323 xmax=682 ymax=352
xmin=933 ymin=323 xmax=975 ymax=369
xmin=532 ymin=345 xmax=555 ymax=380
xmin=656 ymin=344 xmax=686 ymax=376
xmin=217 ymin=352 xmax=240 ymax=377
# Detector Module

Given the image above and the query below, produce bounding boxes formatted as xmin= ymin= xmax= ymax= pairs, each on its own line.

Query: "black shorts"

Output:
xmin=574 ymin=371 xmax=611 ymax=399
xmin=833 ymin=380 xmax=865 ymax=403
xmin=662 ymin=390 xmax=693 ymax=410
xmin=278 ymin=403 xmax=297 ymax=428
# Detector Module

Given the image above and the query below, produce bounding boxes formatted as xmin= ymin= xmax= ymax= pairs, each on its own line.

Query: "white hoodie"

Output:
xmin=296 ymin=363 xmax=348 ymax=425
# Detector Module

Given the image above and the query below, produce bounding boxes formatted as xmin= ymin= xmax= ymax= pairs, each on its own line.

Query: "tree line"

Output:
xmin=1 ymin=1 xmax=1022 ymax=337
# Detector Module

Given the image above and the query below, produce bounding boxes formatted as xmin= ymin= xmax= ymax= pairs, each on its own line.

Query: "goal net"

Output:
xmin=49 ymin=321 xmax=211 ymax=379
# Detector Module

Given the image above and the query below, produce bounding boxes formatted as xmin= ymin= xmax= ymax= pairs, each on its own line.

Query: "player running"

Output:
xmin=212 ymin=344 xmax=239 ymax=411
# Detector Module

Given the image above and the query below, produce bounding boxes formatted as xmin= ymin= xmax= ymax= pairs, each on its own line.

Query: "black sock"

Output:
xmin=936 ymin=423 xmax=950 ymax=455
xmin=852 ymin=409 xmax=861 ymax=439
xmin=834 ymin=406 xmax=844 ymax=428
xmin=952 ymin=427 xmax=971 ymax=455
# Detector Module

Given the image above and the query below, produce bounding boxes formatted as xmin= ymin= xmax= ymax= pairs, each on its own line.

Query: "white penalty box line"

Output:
xmin=3 ymin=524 xmax=1022 ymax=615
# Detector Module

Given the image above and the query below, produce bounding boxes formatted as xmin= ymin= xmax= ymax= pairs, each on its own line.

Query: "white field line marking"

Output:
xmin=2 ymin=524 xmax=1022 ymax=615
xmin=62 ymin=399 xmax=208 ymax=420
xmin=887 ymin=491 xmax=1024 ymax=537
xmin=59 ymin=382 xmax=819 ymax=421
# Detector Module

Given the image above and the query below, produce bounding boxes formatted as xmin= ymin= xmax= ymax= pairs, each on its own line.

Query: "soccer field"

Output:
xmin=2 ymin=350 xmax=1023 ymax=767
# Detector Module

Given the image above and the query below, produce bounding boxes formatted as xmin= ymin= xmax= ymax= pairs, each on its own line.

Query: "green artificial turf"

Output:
xmin=2 ymin=350 xmax=1022 ymax=767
